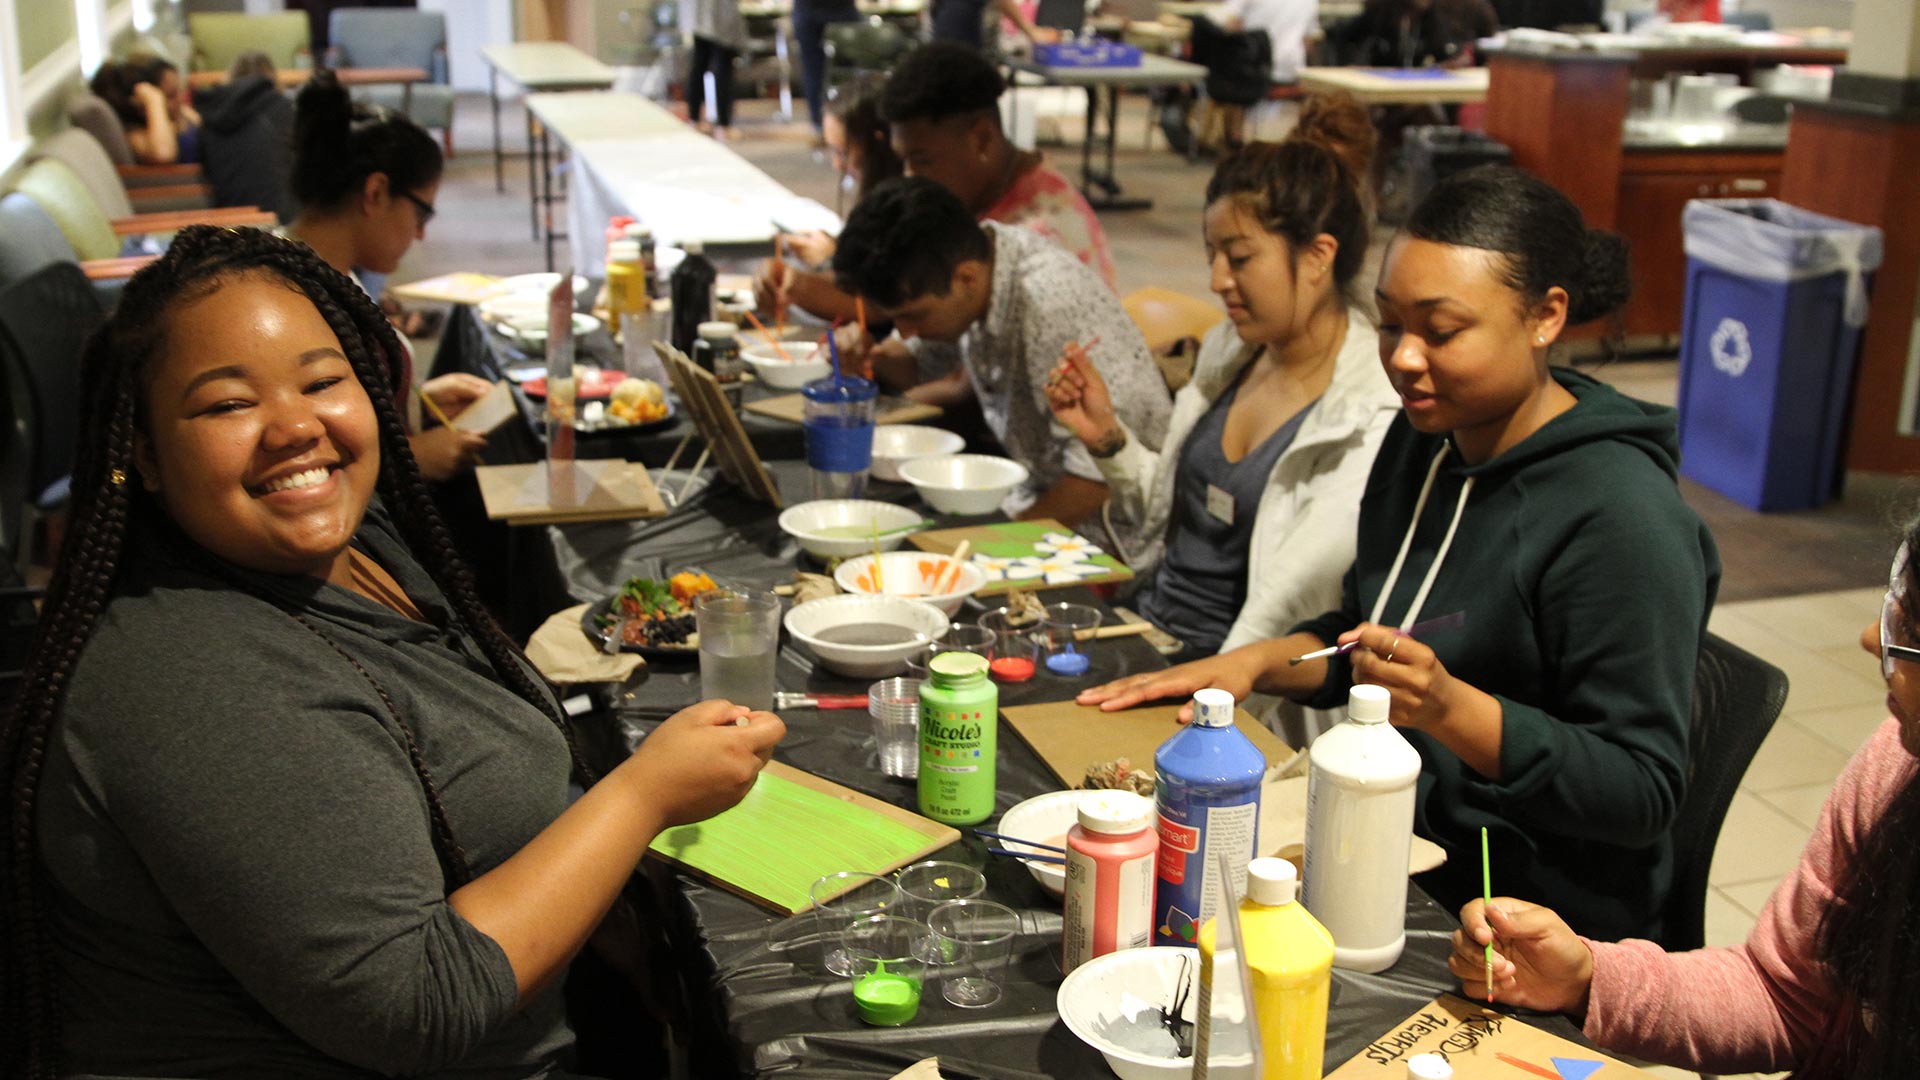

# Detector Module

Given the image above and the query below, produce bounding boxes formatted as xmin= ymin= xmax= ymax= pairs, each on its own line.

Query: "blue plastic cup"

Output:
xmin=803 ymin=375 xmax=878 ymax=500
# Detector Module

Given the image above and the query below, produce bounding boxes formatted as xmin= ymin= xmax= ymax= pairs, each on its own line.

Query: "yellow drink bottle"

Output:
xmin=1195 ymin=858 xmax=1334 ymax=1080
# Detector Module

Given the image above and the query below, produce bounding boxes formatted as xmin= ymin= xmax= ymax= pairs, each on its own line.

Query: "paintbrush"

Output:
xmin=1289 ymin=610 xmax=1467 ymax=666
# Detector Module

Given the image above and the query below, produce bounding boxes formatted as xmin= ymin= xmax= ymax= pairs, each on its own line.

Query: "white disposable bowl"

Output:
xmin=777 ymin=500 xmax=925 ymax=559
xmin=996 ymin=790 xmax=1092 ymax=897
xmin=870 ymin=425 xmax=967 ymax=483
xmin=833 ymin=551 xmax=987 ymax=618
xmin=899 ymin=454 xmax=1030 ymax=516
xmin=742 ymin=344 xmax=832 ymax=390
xmin=783 ymin=594 xmax=951 ymax=678
xmin=1058 ymin=948 xmax=1208 ymax=1080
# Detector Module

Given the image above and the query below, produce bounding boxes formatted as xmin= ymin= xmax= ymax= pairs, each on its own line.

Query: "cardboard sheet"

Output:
xmin=388 ymin=271 xmax=502 ymax=305
xmin=743 ymin=392 xmax=943 ymax=426
xmin=1327 ymin=995 xmax=1645 ymax=1079
xmin=646 ymin=761 xmax=960 ymax=915
xmin=474 ymin=458 xmax=666 ymax=524
xmin=452 ymin=380 xmax=518 ymax=434
xmin=1001 ymin=701 xmax=1291 ymax=788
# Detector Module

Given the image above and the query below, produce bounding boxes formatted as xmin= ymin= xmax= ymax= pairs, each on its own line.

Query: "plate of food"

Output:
xmin=583 ymin=571 xmax=718 ymax=656
xmin=577 ymin=378 xmax=677 ymax=434
xmin=521 ymin=367 xmax=629 ymax=399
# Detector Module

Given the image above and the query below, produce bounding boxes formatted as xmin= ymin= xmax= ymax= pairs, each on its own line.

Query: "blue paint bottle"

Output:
xmin=1153 ymin=687 xmax=1264 ymax=947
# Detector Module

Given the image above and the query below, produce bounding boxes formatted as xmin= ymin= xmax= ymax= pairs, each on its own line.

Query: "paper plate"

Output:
xmin=521 ymin=367 xmax=629 ymax=399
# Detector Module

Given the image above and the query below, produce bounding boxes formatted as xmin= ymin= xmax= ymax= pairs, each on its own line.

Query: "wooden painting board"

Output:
xmin=646 ymin=761 xmax=961 ymax=915
xmin=388 ymin=271 xmax=503 ymax=305
xmin=1001 ymin=700 xmax=1293 ymax=790
xmin=909 ymin=519 xmax=1133 ymax=595
xmin=744 ymin=392 xmax=944 ymax=426
xmin=452 ymin=380 xmax=518 ymax=434
xmin=1326 ymin=994 xmax=1644 ymax=1079
xmin=474 ymin=458 xmax=666 ymax=524
xmin=656 ymin=343 xmax=784 ymax=507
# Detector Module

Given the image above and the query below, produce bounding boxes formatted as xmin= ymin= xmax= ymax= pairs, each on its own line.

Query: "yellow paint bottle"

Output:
xmin=1195 ymin=858 xmax=1334 ymax=1080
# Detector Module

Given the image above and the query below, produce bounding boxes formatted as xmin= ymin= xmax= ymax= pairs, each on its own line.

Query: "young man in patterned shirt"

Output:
xmin=834 ymin=178 xmax=1171 ymax=530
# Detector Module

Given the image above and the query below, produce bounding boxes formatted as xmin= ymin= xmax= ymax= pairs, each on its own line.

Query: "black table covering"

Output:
xmin=532 ymin=460 xmax=1522 ymax=1079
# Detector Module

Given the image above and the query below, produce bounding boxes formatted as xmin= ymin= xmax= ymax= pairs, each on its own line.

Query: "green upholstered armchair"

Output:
xmin=187 ymin=11 xmax=312 ymax=73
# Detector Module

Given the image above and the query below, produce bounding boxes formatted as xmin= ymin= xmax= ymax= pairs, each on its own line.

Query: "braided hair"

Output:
xmin=0 ymin=226 xmax=594 ymax=1078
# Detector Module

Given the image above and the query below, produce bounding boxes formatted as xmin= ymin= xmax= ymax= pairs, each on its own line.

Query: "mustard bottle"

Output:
xmin=1195 ymin=857 xmax=1335 ymax=1080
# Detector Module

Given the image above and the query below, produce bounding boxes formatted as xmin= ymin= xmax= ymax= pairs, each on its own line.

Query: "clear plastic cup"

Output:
xmin=926 ymin=899 xmax=1020 ymax=1008
xmin=896 ymin=860 xmax=986 ymax=922
xmin=810 ymin=871 xmax=903 ymax=976
xmin=841 ymin=914 xmax=928 ymax=1026
xmin=696 ymin=588 xmax=780 ymax=711
xmin=1040 ymin=602 xmax=1102 ymax=678
xmin=868 ymin=677 xmax=921 ymax=779
xmin=978 ymin=607 xmax=1044 ymax=683
xmin=903 ymin=625 xmax=996 ymax=680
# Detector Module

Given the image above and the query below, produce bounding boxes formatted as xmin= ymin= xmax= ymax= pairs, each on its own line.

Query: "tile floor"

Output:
xmin=411 ymin=90 xmax=1901 ymax=1079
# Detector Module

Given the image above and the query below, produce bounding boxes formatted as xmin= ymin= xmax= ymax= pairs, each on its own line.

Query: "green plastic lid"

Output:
xmin=929 ymin=652 xmax=989 ymax=679
xmin=853 ymin=967 xmax=921 ymax=1026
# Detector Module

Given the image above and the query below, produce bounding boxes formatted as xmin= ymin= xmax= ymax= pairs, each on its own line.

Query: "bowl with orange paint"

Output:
xmin=834 ymin=551 xmax=988 ymax=618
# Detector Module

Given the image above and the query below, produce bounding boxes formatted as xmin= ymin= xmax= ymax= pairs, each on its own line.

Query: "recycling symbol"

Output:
xmin=1710 ymin=317 xmax=1752 ymax=378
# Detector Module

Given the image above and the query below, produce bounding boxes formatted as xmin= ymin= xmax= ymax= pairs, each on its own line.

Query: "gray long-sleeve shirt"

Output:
xmin=39 ymin=504 xmax=576 ymax=1077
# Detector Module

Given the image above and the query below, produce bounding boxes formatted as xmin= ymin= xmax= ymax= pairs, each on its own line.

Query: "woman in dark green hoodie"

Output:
xmin=1083 ymin=166 xmax=1720 ymax=942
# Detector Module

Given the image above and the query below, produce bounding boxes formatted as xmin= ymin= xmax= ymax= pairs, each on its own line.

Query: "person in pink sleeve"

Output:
xmin=1447 ymin=517 xmax=1920 ymax=1079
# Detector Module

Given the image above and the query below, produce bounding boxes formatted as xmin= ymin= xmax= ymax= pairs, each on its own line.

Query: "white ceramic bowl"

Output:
xmin=898 ymin=454 xmax=1030 ymax=516
xmin=1058 ymin=948 xmax=1209 ymax=1080
xmin=783 ymin=594 xmax=951 ymax=678
xmin=870 ymin=425 xmax=967 ymax=483
xmin=996 ymin=790 xmax=1092 ymax=897
xmin=777 ymin=500 xmax=926 ymax=559
xmin=833 ymin=551 xmax=987 ymax=618
xmin=501 ymin=312 xmax=601 ymax=345
xmin=742 ymin=343 xmax=832 ymax=390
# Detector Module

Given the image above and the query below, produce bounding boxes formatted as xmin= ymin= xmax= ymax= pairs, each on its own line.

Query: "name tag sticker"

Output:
xmin=1206 ymin=483 xmax=1235 ymax=526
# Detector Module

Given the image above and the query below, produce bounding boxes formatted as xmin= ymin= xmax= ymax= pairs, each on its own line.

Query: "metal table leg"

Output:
xmin=491 ymin=67 xmax=504 ymax=193
xmin=527 ymin=109 xmax=540 ymax=241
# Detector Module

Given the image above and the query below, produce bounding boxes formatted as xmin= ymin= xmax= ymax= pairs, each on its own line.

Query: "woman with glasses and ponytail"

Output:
xmin=1445 ymin=531 xmax=1920 ymax=1080
xmin=0 ymin=227 xmax=786 ymax=1079
xmin=287 ymin=71 xmax=491 ymax=483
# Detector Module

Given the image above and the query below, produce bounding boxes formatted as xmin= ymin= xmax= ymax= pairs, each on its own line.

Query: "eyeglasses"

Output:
xmin=1881 ymin=543 xmax=1920 ymax=681
xmin=400 ymin=190 xmax=436 ymax=228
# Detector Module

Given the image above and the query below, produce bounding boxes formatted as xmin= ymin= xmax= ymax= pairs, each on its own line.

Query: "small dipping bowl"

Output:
xmin=1041 ymin=603 xmax=1102 ymax=677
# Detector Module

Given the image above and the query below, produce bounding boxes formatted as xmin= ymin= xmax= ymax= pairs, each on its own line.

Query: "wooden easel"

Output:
xmin=654 ymin=343 xmax=785 ymax=507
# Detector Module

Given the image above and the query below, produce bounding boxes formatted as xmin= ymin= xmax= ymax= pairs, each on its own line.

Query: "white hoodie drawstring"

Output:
xmin=1368 ymin=447 xmax=1475 ymax=631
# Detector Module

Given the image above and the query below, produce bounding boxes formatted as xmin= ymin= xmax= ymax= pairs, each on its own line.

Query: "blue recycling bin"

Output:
xmin=1675 ymin=200 xmax=1883 ymax=511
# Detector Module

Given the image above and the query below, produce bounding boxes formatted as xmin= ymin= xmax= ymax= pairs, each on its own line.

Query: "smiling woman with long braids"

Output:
xmin=1081 ymin=167 xmax=1720 ymax=942
xmin=0 ymin=227 xmax=783 ymax=1078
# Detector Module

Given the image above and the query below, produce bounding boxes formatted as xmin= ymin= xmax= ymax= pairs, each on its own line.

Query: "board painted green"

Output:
xmin=649 ymin=769 xmax=946 ymax=913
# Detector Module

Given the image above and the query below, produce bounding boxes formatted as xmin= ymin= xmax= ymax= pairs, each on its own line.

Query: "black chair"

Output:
xmin=0 ymin=262 xmax=107 ymax=576
xmin=1659 ymin=632 xmax=1789 ymax=953
xmin=0 ymin=319 xmax=45 ymax=713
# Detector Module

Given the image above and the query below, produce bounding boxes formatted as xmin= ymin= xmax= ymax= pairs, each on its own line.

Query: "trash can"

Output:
xmin=1675 ymin=199 xmax=1883 ymax=512
xmin=1379 ymin=127 xmax=1511 ymax=224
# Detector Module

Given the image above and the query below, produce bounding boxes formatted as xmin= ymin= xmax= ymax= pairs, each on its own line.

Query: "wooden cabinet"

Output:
xmin=1615 ymin=152 xmax=1781 ymax=338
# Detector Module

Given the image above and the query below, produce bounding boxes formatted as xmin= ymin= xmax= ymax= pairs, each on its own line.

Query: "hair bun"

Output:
xmin=1570 ymin=228 xmax=1632 ymax=325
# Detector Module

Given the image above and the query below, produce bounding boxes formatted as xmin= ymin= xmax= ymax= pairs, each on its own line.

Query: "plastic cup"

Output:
xmin=925 ymin=899 xmax=1020 ymax=1008
xmin=810 ymin=871 xmax=903 ymax=976
xmin=841 ymin=914 xmax=928 ymax=1026
xmin=897 ymin=860 xmax=986 ymax=922
xmin=978 ymin=608 xmax=1044 ymax=683
xmin=695 ymin=588 xmax=780 ymax=711
xmin=802 ymin=375 xmax=877 ymax=500
xmin=868 ymin=677 xmax=921 ymax=779
xmin=1040 ymin=603 xmax=1102 ymax=678
xmin=903 ymin=625 xmax=997 ymax=680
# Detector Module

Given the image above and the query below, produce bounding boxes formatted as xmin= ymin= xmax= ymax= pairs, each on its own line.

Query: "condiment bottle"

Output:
xmin=1062 ymin=790 xmax=1158 ymax=973
xmin=1303 ymin=683 xmax=1421 ymax=972
xmin=1153 ymin=687 xmax=1263 ymax=946
xmin=624 ymin=222 xmax=658 ymax=299
xmin=916 ymin=652 xmax=996 ymax=826
xmin=1195 ymin=858 xmax=1333 ymax=1080
xmin=694 ymin=321 xmax=744 ymax=382
xmin=605 ymin=239 xmax=644 ymax=339
xmin=669 ymin=239 xmax=716 ymax=357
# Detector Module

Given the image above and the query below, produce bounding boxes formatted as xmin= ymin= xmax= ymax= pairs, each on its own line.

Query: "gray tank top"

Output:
xmin=1137 ymin=369 xmax=1315 ymax=655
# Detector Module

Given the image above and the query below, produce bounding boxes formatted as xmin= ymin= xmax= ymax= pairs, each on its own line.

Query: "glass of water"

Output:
xmin=695 ymin=587 xmax=780 ymax=711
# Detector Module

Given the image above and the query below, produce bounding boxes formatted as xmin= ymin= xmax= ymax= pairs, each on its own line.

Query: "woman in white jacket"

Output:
xmin=1048 ymin=135 xmax=1399 ymax=740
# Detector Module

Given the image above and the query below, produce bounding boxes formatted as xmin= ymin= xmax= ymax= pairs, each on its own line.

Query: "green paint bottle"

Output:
xmin=917 ymin=652 xmax=997 ymax=826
